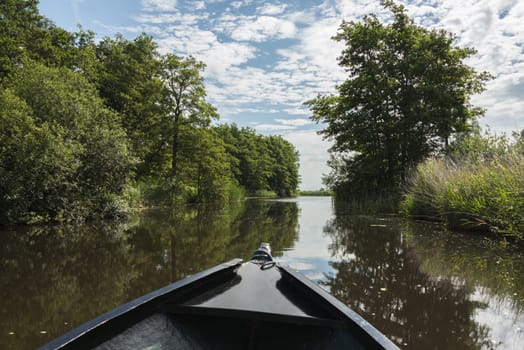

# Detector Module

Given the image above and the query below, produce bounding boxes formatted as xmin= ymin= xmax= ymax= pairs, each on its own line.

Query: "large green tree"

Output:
xmin=160 ymin=54 xmax=218 ymax=181
xmin=180 ymin=128 xmax=233 ymax=203
xmin=96 ymin=34 xmax=165 ymax=176
xmin=306 ymin=0 xmax=490 ymax=196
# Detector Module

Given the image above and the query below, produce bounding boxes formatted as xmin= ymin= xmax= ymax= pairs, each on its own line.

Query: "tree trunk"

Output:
xmin=171 ymin=128 xmax=179 ymax=178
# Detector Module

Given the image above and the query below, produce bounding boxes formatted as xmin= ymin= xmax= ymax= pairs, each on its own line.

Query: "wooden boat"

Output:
xmin=39 ymin=243 xmax=400 ymax=350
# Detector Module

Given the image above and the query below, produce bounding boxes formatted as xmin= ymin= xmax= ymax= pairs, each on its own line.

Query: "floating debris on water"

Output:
xmin=40 ymin=330 xmax=47 ymax=334
xmin=8 ymin=331 xmax=14 ymax=335
xmin=380 ymin=288 xmax=387 ymax=292
xmin=370 ymin=224 xmax=387 ymax=227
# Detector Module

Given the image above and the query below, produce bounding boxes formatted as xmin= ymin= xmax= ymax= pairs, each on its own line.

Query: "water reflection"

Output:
xmin=0 ymin=223 xmax=138 ymax=350
xmin=0 ymin=199 xmax=299 ymax=350
xmin=320 ymin=211 xmax=524 ymax=350
xmin=1 ymin=197 xmax=523 ymax=350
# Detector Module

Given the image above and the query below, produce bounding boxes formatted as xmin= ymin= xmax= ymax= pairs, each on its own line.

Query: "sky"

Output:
xmin=38 ymin=0 xmax=524 ymax=190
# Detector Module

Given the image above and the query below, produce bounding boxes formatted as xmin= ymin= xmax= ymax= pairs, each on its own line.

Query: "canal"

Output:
xmin=1 ymin=197 xmax=523 ymax=349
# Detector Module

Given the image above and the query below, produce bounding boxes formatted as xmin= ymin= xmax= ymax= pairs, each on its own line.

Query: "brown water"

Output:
xmin=1 ymin=197 xmax=523 ymax=350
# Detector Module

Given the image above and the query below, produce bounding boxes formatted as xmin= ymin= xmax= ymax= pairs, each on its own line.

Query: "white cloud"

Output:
xmin=275 ymin=118 xmax=314 ymax=127
xmin=253 ymin=123 xmax=296 ymax=131
xmin=250 ymin=118 xmax=314 ymax=133
xmin=194 ymin=1 xmax=206 ymax=10
xmin=223 ymin=15 xmax=297 ymax=42
xmin=155 ymin=27 xmax=219 ymax=54
xmin=258 ymin=3 xmax=287 ymax=15
xmin=141 ymin=0 xmax=177 ymax=12
xmin=134 ymin=11 xmax=206 ymax=25
xmin=204 ymin=42 xmax=257 ymax=70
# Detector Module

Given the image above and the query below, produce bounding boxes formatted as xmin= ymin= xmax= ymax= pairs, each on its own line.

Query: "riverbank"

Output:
xmin=401 ymin=132 xmax=524 ymax=242
xmin=299 ymin=190 xmax=334 ymax=196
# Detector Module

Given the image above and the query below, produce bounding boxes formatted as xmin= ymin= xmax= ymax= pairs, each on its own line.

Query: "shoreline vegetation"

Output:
xmin=401 ymin=131 xmax=524 ymax=242
xmin=329 ymin=130 xmax=524 ymax=244
xmin=299 ymin=190 xmax=334 ymax=196
xmin=0 ymin=1 xmax=299 ymax=225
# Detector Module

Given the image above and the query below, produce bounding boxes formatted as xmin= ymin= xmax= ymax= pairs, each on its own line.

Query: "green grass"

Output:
xmin=248 ymin=190 xmax=279 ymax=198
xmin=401 ymin=154 xmax=524 ymax=241
xmin=334 ymin=191 xmax=401 ymax=214
xmin=299 ymin=189 xmax=334 ymax=196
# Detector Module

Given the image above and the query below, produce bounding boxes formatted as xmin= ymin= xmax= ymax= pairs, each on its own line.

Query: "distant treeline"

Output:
xmin=0 ymin=0 xmax=299 ymax=224
xmin=299 ymin=190 xmax=334 ymax=196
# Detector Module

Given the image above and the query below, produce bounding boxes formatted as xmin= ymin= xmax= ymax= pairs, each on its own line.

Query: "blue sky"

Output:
xmin=38 ymin=0 xmax=524 ymax=190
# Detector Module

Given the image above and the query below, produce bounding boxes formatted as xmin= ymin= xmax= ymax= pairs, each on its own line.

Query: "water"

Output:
xmin=1 ymin=197 xmax=523 ymax=349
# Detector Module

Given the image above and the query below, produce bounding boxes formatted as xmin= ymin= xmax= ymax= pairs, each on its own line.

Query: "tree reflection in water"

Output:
xmin=5 ymin=198 xmax=521 ymax=350
xmin=0 ymin=199 xmax=299 ymax=350
xmin=321 ymin=214 xmax=497 ymax=350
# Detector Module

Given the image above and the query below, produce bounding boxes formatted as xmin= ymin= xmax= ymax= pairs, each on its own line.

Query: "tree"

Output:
xmin=214 ymin=125 xmax=301 ymax=197
xmin=0 ymin=88 xmax=79 ymax=223
xmin=181 ymin=128 xmax=233 ymax=203
xmin=306 ymin=0 xmax=490 ymax=196
xmin=160 ymin=54 xmax=218 ymax=182
xmin=96 ymin=34 xmax=165 ymax=176
xmin=0 ymin=0 xmax=85 ymax=81
xmin=1 ymin=0 xmax=42 ymax=79
xmin=266 ymin=136 xmax=300 ymax=197
xmin=1 ymin=60 xmax=134 ymax=222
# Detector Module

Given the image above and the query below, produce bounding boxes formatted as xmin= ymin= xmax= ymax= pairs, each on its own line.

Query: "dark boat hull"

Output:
xmin=39 ymin=258 xmax=399 ymax=350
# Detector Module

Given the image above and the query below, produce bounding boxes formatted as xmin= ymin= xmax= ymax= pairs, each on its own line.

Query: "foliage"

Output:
xmin=175 ymin=128 xmax=233 ymax=203
xmin=266 ymin=135 xmax=300 ymax=197
xmin=215 ymin=124 xmax=272 ymax=193
xmin=0 ymin=89 xmax=78 ymax=223
xmin=161 ymin=54 xmax=218 ymax=179
xmin=96 ymin=34 xmax=165 ymax=176
xmin=1 ymin=61 xmax=134 ymax=223
xmin=0 ymin=1 xmax=300 ymax=223
xmin=401 ymin=131 xmax=524 ymax=241
xmin=214 ymin=124 xmax=300 ymax=197
xmin=306 ymin=0 xmax=490 ymax=199
xmin=1 ymin=0 xmax=62 ymax=78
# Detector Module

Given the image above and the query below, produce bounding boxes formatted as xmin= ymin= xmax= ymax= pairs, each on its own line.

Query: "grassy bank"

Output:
xmin=401 ymin=133 xmax=524 ymax=241
xmin=299 ymin=190 xmax=334 ymax=196
xmin=334 ymin=192 xmax=400 ymax=214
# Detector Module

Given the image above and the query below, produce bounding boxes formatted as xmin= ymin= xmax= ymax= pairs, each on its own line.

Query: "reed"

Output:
xmin=401 ymin=153 xmax=524 ymax=241
xmin=335 ymin=191 xmax=401 ymax=214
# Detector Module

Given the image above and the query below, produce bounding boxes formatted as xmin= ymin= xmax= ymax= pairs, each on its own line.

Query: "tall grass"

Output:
xmin=335 ymin=191 xmax=401 ymax=214
xmin=401 ymin=133 xmax=524 ymax=241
